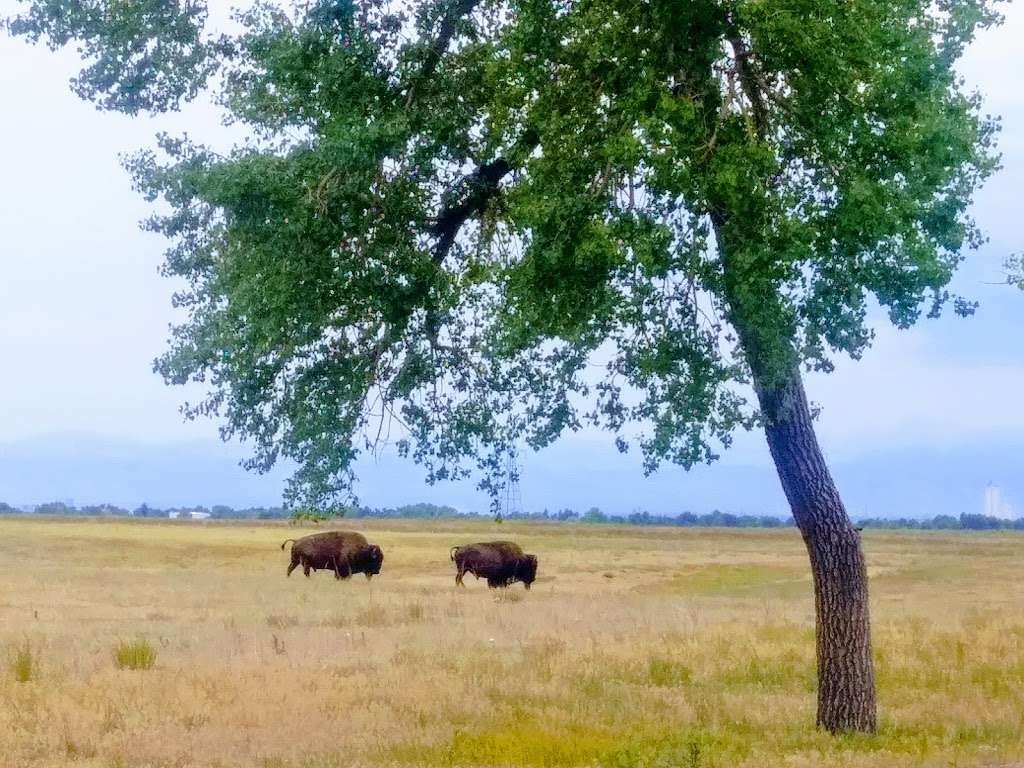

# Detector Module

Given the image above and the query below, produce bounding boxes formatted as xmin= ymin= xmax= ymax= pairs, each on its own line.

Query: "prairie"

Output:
xmin=1 ymin=517 xmax=1022 ymax=767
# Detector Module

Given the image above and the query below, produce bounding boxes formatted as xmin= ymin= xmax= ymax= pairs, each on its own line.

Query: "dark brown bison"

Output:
xmin=450 ymin=541 xmax=538 ymax=589
xmin=281 ymin=531 xmax=383 ymax=580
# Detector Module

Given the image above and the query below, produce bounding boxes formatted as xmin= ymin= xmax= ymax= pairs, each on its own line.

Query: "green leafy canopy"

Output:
xmin=8 ymin=0 xmax=1001 ymax=510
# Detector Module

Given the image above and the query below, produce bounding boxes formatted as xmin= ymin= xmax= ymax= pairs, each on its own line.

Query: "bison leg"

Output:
xmin=332 ymin=557 xmax=351 ymax=580
xmin=455 ymin=566 xmax=466 ymax=587
xmin=286 ymin=556 xmax=299 ymax=577
xmin=301 ymin=557 xmax=312 ymax=577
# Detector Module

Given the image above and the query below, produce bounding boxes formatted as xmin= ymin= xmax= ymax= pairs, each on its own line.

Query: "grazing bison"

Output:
xmin=450 ymin=541 xmax=538 ymax=589
xmin=281 ymin=531 xmax=383 ymax=580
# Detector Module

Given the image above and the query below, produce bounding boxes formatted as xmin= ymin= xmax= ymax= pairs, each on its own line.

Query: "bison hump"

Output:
xmin=481 ymin=541 xmax=525 ymax=557
xmin=291 ymin=530 xmax=368 ymax=556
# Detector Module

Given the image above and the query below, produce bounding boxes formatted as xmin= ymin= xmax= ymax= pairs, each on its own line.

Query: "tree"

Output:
xmin=8 ymin=0 xmax=1000 ymax=733
xmin=582 ymin=507 xmax=608 ymax=523
xmin=1008 ymin=253 xmax=1023 ymax=288
xmin=36 ymin=501 xmax=76 ymax=515
xmin=80 ymin=503 xmax=130 ymax=516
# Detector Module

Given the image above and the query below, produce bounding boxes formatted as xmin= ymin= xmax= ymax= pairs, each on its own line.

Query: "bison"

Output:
xmin=281 ymin=531 xmax=383 ymax=580
xmin=450 ymin=541 xmax=538 ymax=589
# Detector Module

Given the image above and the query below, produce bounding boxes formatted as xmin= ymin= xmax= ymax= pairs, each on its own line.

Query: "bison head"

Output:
xmin=518 ymin=554 xmax=538 ymax=589
xmin=363 ymin=544 xmax=384 ymax=577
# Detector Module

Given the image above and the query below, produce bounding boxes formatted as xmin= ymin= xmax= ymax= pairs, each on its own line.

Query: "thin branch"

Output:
xmin=406 ymin=0 xmax=483 ymax=107
xmin=422 ymin=0 xmax=482 ymax=82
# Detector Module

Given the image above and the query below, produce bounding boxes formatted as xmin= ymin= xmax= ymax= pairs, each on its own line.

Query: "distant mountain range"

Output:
xmin=0 ymin=432 xmax=1020 ymax=519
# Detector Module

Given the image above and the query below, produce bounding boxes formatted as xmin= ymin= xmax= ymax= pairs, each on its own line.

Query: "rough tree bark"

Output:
xmin=714 ymin=212 xmax=877 ymax=733
xmin=754 ymin=366 xmax=877 ymax=732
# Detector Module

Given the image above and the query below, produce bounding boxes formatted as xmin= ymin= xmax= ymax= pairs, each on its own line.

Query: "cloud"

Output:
xmin=807 ymin=321 xmax=1024 ymax=460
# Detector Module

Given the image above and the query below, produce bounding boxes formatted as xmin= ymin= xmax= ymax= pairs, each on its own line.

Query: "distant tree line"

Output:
xmin=0 ymin=500 xmax=1020 ymax=531
xmin=0 ymin=501 xmax=292 ymax=519
xmin=349 ymin=503 xmax=460 ymax=519
xmin=487 ymin=507 xmax=796 ymax=528
xmin=855 ymin=514 xmax=1024 ymax=531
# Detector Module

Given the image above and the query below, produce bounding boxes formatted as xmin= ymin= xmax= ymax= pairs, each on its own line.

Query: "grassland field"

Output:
xmin=1 ymin=517 xmax=1023 ymax=768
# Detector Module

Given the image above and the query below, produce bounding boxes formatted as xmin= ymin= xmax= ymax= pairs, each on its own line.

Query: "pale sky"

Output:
xmin=0 ymin=2 xmax=1021 ymax=514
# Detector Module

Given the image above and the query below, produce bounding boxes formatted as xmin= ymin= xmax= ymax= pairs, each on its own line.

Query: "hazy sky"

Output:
xmin=1 ymin=2 xmax=1022 ymax=513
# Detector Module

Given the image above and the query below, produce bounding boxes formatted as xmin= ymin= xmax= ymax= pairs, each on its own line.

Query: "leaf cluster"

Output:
xmin=7 ymin=0 xmax=1001 ymax=508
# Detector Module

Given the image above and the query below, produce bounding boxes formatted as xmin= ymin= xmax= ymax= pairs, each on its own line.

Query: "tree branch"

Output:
xmin=728 ymin=34 xmax=770 ymax=140
xmin=429 ymin=156 xmax=513 ymax=263
xmin=422 ymin=0 xmax=482 ymax=83
xmin=428 ymin=129 xmax=539 ymax=263
xmin=406 ymin=0 xmax=483 ymax=107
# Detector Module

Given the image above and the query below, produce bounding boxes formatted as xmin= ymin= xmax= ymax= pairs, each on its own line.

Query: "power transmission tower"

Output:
xmin=501 ymin=451 xmax=523 ymax=520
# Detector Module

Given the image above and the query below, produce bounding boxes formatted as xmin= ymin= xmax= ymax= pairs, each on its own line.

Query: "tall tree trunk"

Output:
xmin=754 ymin=366 xmax=877 ymax=732
xmin=711 ymin=205 xmax=877 ymax=732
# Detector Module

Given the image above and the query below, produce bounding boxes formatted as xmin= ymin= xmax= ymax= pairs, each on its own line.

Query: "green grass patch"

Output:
xmin=647 ymin=657 xmax=692 ymax=687
xmin=113 ymin=638 xmax=157 ymax=670
xmin=752 ymin=621 xmax=815 ymax=645
xmin=390 ymin=721 xmax=756 ymax=768
xmin=10 ymin=641 xmax=36 ymax=683
xmin=715 ymin=656 xmax=815 ymax=691
xmin=642 ymin=564 xmax=808 ymax=598
xmin=393 ymin=722 xmax=620 ymax=767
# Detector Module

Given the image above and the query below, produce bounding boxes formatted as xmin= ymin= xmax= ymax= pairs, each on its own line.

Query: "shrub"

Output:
xmin=113 ymin=639 xmax=156 ymax=670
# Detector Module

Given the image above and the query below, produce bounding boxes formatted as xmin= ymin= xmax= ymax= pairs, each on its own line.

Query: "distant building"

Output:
xmin=984 ymin=483 xmax=1015 ymax=520
xmin=168 ymin=509 xmax=211 ymax=520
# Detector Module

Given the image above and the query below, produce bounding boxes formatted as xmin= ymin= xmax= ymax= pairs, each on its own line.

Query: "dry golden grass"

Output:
xmin=1 ymin=517 xmax=1023 ymax=767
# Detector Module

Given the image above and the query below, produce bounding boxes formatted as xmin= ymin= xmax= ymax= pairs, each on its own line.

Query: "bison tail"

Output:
xmin=280 ymin=539 xmax=296 ymax=551
xmin=450 ymin=546 xmax=459 ymax=562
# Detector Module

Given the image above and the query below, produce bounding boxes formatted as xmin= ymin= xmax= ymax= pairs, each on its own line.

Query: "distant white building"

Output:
xmin=984 ymin=483 xmax=1015 ymax=520
xmin=168 ymin=510 xmax=212 ymax=520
